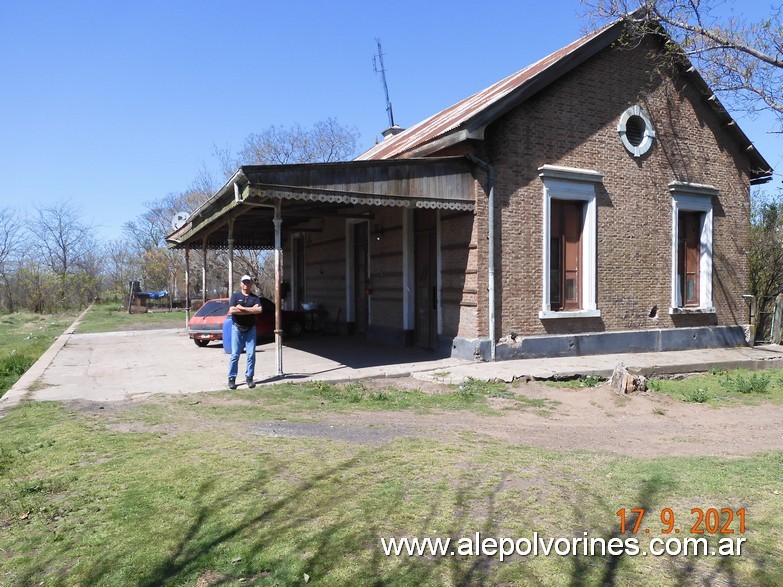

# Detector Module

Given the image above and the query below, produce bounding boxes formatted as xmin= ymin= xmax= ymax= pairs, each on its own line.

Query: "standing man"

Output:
xmin=227 ymin=275 xmax=263 ymax=389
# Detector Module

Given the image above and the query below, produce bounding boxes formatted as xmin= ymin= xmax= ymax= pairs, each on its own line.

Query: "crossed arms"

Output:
xmin=228 ymin=304 xmax=262 ymax=315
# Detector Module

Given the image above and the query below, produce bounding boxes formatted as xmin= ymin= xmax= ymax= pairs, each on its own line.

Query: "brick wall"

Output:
xmin=481 ymin=37 xmax=751 ymax=338
xmin=440 ymin=207 xmax=479 ymax=338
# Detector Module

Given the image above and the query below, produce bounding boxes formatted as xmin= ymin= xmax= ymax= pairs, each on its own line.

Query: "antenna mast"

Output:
xmin=373 ymin=38 xmax=396 ymax=128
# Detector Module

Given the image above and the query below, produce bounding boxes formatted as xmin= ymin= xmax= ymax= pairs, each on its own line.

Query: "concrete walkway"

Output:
xmin=3 ymin=318 xmax=783 ymax=412
xmin=415 ymin=343 xmax=783 ymax=384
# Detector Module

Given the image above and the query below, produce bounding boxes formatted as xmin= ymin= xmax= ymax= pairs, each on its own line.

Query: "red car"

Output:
xmin=187 ymin=297 xmax=304 ymax=347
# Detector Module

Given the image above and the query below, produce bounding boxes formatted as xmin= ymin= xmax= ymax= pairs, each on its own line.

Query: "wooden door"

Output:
xmin=353 ymin=222 xmax=369 ymax=334
xmin=415 ymin=211 xmax=437 ymax=349
xmin=293 ymin=236 xmax=304 ymax=309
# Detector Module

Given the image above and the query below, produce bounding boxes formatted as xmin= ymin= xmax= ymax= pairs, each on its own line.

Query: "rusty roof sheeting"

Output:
xmin=357 ymin=21 xmax=618 ymax=161
xmin=356 ymin=17 xmax=772 ymax=183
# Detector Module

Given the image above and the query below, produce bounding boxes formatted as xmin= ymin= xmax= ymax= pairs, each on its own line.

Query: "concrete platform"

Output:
xmin=415 ymin=343 xmax=783 ymax=384
xmin=2 ymin=319 xmax=783 ymax=412
xmin=0 ymin=328 xmax=465 ymax=410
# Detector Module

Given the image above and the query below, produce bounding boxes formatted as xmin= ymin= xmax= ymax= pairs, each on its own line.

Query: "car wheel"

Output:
xmin=287 ymin=320 xmax=303 ymax=337
xmin=193 ymin=338 xmax=209 ymax=347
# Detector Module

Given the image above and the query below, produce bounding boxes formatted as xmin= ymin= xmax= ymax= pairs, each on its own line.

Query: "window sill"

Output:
xmin=539 ymin=309 xmax=601 ymax=319
xmin=669 ymin=306 xmax=716 ymax=315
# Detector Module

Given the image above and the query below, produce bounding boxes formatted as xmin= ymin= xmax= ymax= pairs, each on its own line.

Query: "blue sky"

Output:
xmin=1 ymin=0 xmax=779 ymax=241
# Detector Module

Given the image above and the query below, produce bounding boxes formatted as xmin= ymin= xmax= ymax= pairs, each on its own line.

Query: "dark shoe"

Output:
xmin=228 ymin=377 xmax=237 ymax=390
xmin=246 ymin=377 xmax=256 ymax=389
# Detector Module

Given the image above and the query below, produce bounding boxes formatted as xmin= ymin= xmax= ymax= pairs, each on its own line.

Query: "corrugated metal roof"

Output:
xmin=357 ymin=20 xmax=618 ymax=161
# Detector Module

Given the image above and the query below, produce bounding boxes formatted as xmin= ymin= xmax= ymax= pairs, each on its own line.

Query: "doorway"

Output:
xmin=353 ymin=222 xmax=369 ymax=335
xmin=292 ymin=235 xmax=305 ymax=310
xmin=414 ymin=210 xmax=437 ymax=349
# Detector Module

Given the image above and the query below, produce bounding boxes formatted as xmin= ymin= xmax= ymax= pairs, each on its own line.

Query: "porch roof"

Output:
xmin=166 ymin=157 xmax=476 ymax=250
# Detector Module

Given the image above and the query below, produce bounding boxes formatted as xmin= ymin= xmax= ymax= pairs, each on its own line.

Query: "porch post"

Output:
xmin=227 ymin=217 xmax=234 ymax=296
xmin=184 ymin=247 xmax=190 ymax=328
xmin=402 ymin=208 xmax=415 ymax=336
xmin=436 ymin=209 xmax=442 ymax=338
xmin=274 ymin=202 xmax=283 ymax=377
xmin=201 ymin=237 xmax=208 ymax=306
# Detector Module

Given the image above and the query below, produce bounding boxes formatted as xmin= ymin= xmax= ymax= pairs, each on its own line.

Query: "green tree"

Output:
xmin=750 ymin=192 xmax=783 ymax=300
xmin=748 ymin=189 xmax=783 ymax=340
xmin=15 ymin=261 xmax=59 ymax=314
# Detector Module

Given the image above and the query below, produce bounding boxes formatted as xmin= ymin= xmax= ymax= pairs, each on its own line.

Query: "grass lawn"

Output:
xmin=1 ymin=379 xmax=781 ymax=586
xmin=75 ymin=302 xmax=184 ymax=334
xmin=648 ymin=368 xmax=783 ymax=405
xmin=0 ymin=311 xmax=78 ymax=398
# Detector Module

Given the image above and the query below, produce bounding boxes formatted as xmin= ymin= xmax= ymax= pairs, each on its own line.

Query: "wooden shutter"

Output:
xmin=550 ymin=202 xmax=563 ymax=309
xmin=562 ymin=202 xmax=582 ymax=310
xmin=550 ymin=200 xmax=583 ymax=311
xmin=678 ymin=212 xmax=701 ymax=306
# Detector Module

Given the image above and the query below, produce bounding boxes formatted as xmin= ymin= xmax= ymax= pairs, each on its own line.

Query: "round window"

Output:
xmin=617 ymin=105 xmax=655 ymax=157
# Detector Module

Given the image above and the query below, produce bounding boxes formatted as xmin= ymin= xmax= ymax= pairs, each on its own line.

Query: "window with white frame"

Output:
xmin=669 ymin=182 xmax=716 ymax=314
xmin=538 ymin=165 xmax=603 ymax=319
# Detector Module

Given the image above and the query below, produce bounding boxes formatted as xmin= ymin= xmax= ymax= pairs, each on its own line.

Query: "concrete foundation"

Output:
xmin=451 ymin=325 xmax=748 ymax=361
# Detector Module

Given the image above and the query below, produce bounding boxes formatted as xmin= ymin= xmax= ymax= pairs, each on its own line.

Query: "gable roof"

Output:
xmin=357 ymin=15 xmax=773 ymax=184
xmin=358 ymin=19 xmax=620 ymax=162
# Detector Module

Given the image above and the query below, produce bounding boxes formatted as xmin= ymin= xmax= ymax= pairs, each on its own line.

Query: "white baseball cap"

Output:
xmin=240 ymin=275 xmax=253 ymax=283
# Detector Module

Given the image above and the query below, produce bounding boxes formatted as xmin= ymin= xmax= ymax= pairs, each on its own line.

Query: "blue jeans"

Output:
xmin=228 ymin=323 xmax=256 ymax=381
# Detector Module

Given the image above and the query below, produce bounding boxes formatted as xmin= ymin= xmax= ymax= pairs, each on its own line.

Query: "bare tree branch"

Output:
xmin=581 ymin=0 xmax=783 ymax=127
xmin=0 ymin=207 xmax=27 ymax=311
xmin=239 ymin=118 xmax=360 ymax=165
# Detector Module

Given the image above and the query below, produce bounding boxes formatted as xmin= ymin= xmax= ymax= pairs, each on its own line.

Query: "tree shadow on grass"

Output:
xmin=60 ymin=450 xmax=549 ymax=586
xmin=565 ymin=474 xmax=781 ymax=587
xmin=7 ymin=435 xmax=782 ymax=587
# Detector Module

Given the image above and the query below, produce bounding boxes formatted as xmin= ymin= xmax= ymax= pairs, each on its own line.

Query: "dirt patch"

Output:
xmin=322 ymin=378 xmax=783 ymax=457
xmin=249 ymin=420 xmax=408 ymax=445
xmin=60 ymin=377 xmax=783 ymax=458
xmin=361 ymin=375 xmax=451 ymax=394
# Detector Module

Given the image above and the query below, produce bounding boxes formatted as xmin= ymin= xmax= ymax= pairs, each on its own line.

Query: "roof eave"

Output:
xmin=680 ymin=66 xmax=773 ymax=184
xmin=166 ymin=158 xmax=477 ymax=249
xmin=165 ymin=168 xmax=249 ymax=246
xmin=463 ymin=22 xmax=625 ymax=136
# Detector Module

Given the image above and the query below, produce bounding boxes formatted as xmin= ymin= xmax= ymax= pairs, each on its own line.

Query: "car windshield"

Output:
xmin=194 ymin=300 xmax=229 ymax=317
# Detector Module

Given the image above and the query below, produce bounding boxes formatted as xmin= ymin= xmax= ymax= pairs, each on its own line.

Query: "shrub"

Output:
xmin=720 ymin=371 xmax=771 ymax=395
xmin=682 ymin=388 xmax=710 ymax=403
xmin=0 ymin=353 xmax=35 ymax=378
xmin=457 ymin=378 xmax=506 ymax=400
xmin=0 ymin=352 xmax=36 ymax=397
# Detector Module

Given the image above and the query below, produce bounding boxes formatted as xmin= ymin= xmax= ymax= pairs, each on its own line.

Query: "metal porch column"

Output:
xmin=273 ymin=203 xmax=283 ymax=377
xmin=184 ymin=247 xmax=190 ymax=328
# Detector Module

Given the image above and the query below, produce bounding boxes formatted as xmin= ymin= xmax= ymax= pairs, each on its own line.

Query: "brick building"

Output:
xmin=168 ymin=16 xmax=772 ymax=361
